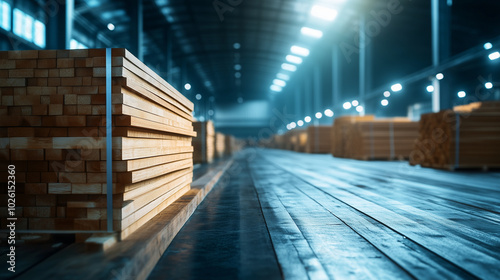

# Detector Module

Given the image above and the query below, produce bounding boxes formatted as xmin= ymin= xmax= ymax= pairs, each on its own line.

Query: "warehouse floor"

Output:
xmin=149 ymin=149 xmax=500 ymax=279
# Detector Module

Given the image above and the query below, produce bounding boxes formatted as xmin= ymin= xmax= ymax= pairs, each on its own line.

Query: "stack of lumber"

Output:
xmin=0 ymin=49 xmax=195 ymax=239
xmin=342 ymin=118 xmax=419 ymax=160
xmin=224 ymin=134 xmax=235 ymax=156
xmin=290 ymin=130 xmax=307 ymax=153
xmin=306 ymin=126 xmax=333 ymax=154
xmin=332 ymin=115 xmax=375 ymax=158
xmin=214 ymin=132 xmax=225 ymax=158
xmin=192 ymin=121 xmax=214 ymax=164
xmin=410 ymin=101 xmax=500 ymax=170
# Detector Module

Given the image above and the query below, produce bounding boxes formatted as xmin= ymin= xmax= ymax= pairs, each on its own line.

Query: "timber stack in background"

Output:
xmin=410 ymin=101 xmax=500 ymax=170
xmin=0 ymin=49 xmax=195 ymax=239
xmin=332 ymin=115 xmax=375 ymax=158
xmin=193 ymin=121 xmax=214 ymax=164
xmin=306 ymin=126 xmax=333 ymax=154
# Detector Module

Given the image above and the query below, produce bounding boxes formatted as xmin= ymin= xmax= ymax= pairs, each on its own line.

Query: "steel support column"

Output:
xmin=432 ymin=0 xmax=452 ymax=112
xmin=46 ymin=0 xmax=73 ymax=49
xmin=332 ymin=44 xmax=341 ymax=110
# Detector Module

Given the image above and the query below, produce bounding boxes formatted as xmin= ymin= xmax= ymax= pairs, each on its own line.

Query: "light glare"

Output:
xmin=277 ymin=73 xmax=290 ymax=81
xmin=286 ymin=55 xmax=303 ymax=64
xmin=383 ymin=91 xmax=391 ymax=97
xmin=485 ymin=82 xmax=493 ymax=89
xmin=184 ymin=83 xmax=191 ymax=90
xmin=281 ymin=63 xmax=297 ymax=72
xmin=457 ymin=91 xmax=466 ymax=98
xmin=391 ymin=83 xmax=403 ymax=92
xmin=270 ymin=85 xmax=282 ymax=92
xmin=291 ymin=45 xmax=310 ymax=57
xmin=343 ymin=102 xmax=352 ymax=110
xmin=315 ymin=112 xmax=323 ymax=119
xmin=356 ymin=106 xmax=364 ymax=113
xmin=297 ymin=120 xmax=304 ymax=127
xmin=273 ymin=79 xmax=286 ymax=87
xmin=107 ymin=23 xmax=115 ymax=31
xmin=324 ymin=109 xmax=334 ymax=117
xmin=489 ymin=51 xmax=500 ymax=60
xmin=436 ymin=73 xmax=444 ymax=80
xmin=426 ymin=85 xmax=434 ymax=93
xmin=310 ymin=5 xmax=338 ymax=21
xmin=301 ymin=27 xmax=323 ymax=38
xmin=304 ymin=116 xmax=312 ymax=123
xmin=381 ymin=99 xmax=389 ymax=106
xmin=484 ymin=42 xmax=493 ymax=50
xmin=351 ymin=100 xmax=359 ymax=106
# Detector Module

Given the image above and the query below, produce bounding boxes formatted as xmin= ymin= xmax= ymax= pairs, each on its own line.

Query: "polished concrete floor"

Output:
xmin=149 ymin=149 xmax=500 ymax=279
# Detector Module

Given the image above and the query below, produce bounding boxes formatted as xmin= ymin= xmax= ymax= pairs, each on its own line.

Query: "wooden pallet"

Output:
xmin=0 ymin=49 xmax=194 ymax=239
xmin=410 ymin=101 xmax=500 ymax=169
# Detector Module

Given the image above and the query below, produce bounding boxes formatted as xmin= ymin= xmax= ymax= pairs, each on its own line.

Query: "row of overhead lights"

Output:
xmin=286 ymin=109 xmax=335 ymax=130
xmin=270 ymin=4 xmax=340 ymax=93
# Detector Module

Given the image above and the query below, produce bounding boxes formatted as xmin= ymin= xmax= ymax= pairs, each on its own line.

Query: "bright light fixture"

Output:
xmin=107 ymin=23 xmax=115 ymax=31
xmin=315 ymin=112 xmax=323 ymax=119
xmin=310 ymin=5 xmax=338 ymax=21
xmin=290 ymin=122 xmax=297 ymax=129
xmin=436 ymin=73 xmax=444 ymax=80
xmin=383 ymin=91 xmax=391 ymax=97
xmin=281 ymin=63 xmax=297 ymax=72
xmin=301 ymin=27 xmax=323 ymax=38
xmin=381 ymin=99 xmax=389 ymax=106
xmin=324 ymin=109 xmax=334 ymax=117
xmin=485 ymin=82 xmax=493 ymax=89
xmin=270 ymin=85 xmax=282 ymax=92
xmin=286 ymin=124 xmax=292 ymax=130
xmin=273 ymin=79 xmax=286 ymax=87
xmin=304 ymin=116 xmax=312 ymax=123
xmin=277 ymin=73 xmax=290 ymax=81
xmin=391 ymin=83 xmax=403 ymax=92
xmin=484 ymin=42 xmax=493 ymax=50
xmin=184 ymin=83 xmax=191 ymax=90
xmin=343 ymin=102 xmax=352 ymax=110
xmin=351 ymin=100 xmax=359 ymax=106
xmin=297 ymin=120 xmax=304 ymax=126
xmin=457 ymin=91 xmax=466 ymax=98
xmin=195 ymin=94 xmax=202 ymax=100
xmin=356 ymin=106 xmax=364 ymax=113
xmin=489 ymin=51 xmax=500 ymax=60
xmin=291 ymin=45 xmax=310 ymax=57
xmin=426 ymin=85 xmax=434 ymax=93
xmin=286 ymin=55 xmax=303 ymax=64
xmin=234 ymin=64 xmax=242 ymax=71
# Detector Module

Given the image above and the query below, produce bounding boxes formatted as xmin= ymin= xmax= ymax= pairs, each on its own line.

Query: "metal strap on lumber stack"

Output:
xmin=193 ymin=121 xmax=215 ymax=164
xmin=410 ymin=101 xmax=500 ymax=170
xmin=306 ymin=126 xmax=333 ymax=154
xmin=342 ymin=118 xmax=419 ymax=160
xmin=0 ymin=49 xmax=195 ymax=239
xmin=332 ymin=115 xmax=375 ymax=158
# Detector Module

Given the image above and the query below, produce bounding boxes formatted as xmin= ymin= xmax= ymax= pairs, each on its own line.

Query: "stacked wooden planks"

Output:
xmin=0 ymin=49 xmax=195 ymax=239
xmin=224 ymin=134 xmax=235 ymax=156
xmin=332 ymin=115 xmax=375 ymax=158
xmin=306 ymin=126 xmax=333 ymax=154
xmin=410 ymin=101 xmax=500 ymax=170
xmin=342 ymin=118 xmax=419 ymax=160
xmin=193 ymin=121 xmax=214 ymax=164
xmin=214 ymin=132 xmax=225 ymax=159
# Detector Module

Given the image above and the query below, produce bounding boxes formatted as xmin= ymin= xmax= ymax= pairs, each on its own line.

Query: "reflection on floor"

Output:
xmin=149 ymin=149 xmax=500 ymax=279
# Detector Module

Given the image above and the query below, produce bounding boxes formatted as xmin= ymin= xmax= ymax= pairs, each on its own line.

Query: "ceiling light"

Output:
xmin=315 ymin=112 xmax=323 ymax=119
xmin=184 ymin=83 xmax=191 ymax=90
xmin=351 ymin=100 xmax=359 ymax=106
xmin=304 ymin=116 xmax=312 ymax=123
xmin=324 ymin=109 xmax=334 ymax=117
xmin=484 ymin=42 xmax=493 ymax=50
xmin=356 ymin=106 xmax=364 ymax=113
xmin=310 ymin=5 xmax=338 ymax=21
xmin=457 ymin=91 xmax=466 ymax=98
xmin=391 ymin=83 xmax=403 ymax=92
xmin=297 ymin=120 xmax=304 ymax=126
xmin=381 ymin=99 xmax=389 ymax=106
xmin=291 ymin=45 xmax=310 ymax=57
xmin=277 ymin=73 xmax=290 ymax=81
xmin=436 ymin=73 xmax=444 ymax=80
xmin=286 ymin=55 xmax=303 ymax=64
xmin=195 ymin=94 xmax=202 ymax=100
xmin=426 ymin=85 xmax=434 ymax=93
xmin=287 ymin=124 xmax=292 ymax=130
xmin=383 ymin=91 xmax=391 ymax=97
xmin=270 ymin=85 xmax=282 ymax=92
xmin=273 ymin=79 xmax=286 ymax=87
xmin=234 ymin=64 xmax=242 ymax=71
xmin=107 ymin=23 xmax=115 ymax=31
xmin=489 ymin=51 xmax=500 ymax=60
xmin=301 ymin=27 xmax=323 ymax=38
xmin=233 ymin=42 xmax=241 ymax=49
xmin=485 ymin=82 xmax=493 ymax=89
xmin=281 ymin=63 xmax=297 ymax=72
xmin=343 ymin=102 xmax=352 ymax=110
xmin=290 ymin=122 xmax=297 ymax=129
